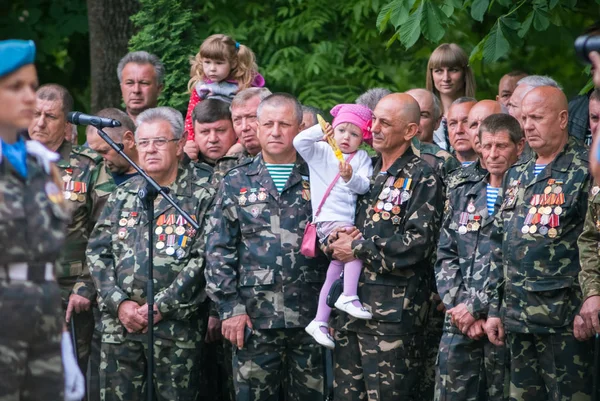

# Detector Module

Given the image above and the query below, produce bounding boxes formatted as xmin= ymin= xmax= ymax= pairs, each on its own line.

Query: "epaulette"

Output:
xmin=71 ymin=144 xmax=104 ymax=164
xmin=25 ymin=140 xmax=59 ymax=174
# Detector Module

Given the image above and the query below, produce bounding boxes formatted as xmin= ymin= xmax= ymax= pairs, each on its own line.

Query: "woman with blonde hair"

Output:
xmin=425 ymin=43 xmax=476 ymax=150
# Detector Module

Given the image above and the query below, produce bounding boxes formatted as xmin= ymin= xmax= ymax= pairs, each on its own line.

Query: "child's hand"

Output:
xmin=322 ymin=122 xmax=334 ymax=141
xmin=339 ymin=161 xmax=353 ymax=182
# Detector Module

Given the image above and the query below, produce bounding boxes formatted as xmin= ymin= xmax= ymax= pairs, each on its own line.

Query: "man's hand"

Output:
xmin=574 ymin=314 xmax=594 ymax=341
xmin=432 ymin=293 xmax=446 ymax=313
xmin=330 ymin=232 xmax=361 ymax=263
xmin=484 ymin=317 xmax=505 ymax=346
xmin=222 ymin=314 xmax=252 ymax=349
xmin=339 ymin=161 xmax=353 ymax=182
xmin=579 ymin=295 xmax=600 ymax=335
xmin=467 ymin=319 xmax=487 ymax=340
xmin=136 ymin=303 xmax=163 ymax=333
xmin=65 ymin=294 xmax=92 ymax=323
xmin=117 ymin=300 xmax=147 ymax=333
xmin=183 ymin=140 xmax=200 ymax=162
xmin=205 ymin=316 xmax=223 ymax=343
xmin=447 ymin=303 xmax=476 ymax=334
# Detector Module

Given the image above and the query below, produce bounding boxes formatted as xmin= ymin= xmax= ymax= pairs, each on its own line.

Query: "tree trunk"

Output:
xmin=87 ymin=0 xmax=140 ymax=112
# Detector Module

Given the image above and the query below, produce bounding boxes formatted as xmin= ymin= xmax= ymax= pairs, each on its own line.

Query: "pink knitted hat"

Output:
xmin=331 ymin=104 xmax=373 ymax=145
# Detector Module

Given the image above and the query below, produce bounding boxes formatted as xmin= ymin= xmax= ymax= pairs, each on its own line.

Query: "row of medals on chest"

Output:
xmin=62 ymin=168 xmax=86 ymax=202
xmin=238 ymin=187 xmax=268 ymax=206
xmin=117 ymin=212 xmax=197 ymax=259
xmin=372 ymin=177 xmax=412 ymax=224
xmin=458 ymin=200 xmax=481 ymax=234
xmin=521 ymin=179 xmax=565 ymax=238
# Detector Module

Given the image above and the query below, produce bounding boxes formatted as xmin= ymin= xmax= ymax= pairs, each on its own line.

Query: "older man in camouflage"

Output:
xmin=329 ymin=93 xmax=444 ymax=401
xmin=485 ymin=86 xmax=593 ymax=401
xmin=87 ymin=107 xmax=214 ymax=401
xmin=205 ymin=93 xmax=328 ymax=401
xmin=28 ymin=83 xmax=115 ymax=379
xmin=435 ymin=114 xmax=525 ymax=401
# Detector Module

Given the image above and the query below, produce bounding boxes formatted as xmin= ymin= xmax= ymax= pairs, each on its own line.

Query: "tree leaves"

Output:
xmin=399 ymin=1 xmax=423 ymax=48
xmin=470 ymin=0 xmax=489 ymax=22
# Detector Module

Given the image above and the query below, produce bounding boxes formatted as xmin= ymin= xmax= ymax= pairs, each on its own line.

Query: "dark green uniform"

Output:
xmin=411 ymin=137 xmax=460 ymax=401
xmin=87 ymin=162 xmax=214 ymax=401
xmin=488 ymin=137 xmax=593 ymax=401
xmin=55 ymin=140 xmax=115 ymax=378
xmin=0 ymin=140 xmax=68 ymax=401
xmin=435 ymin=165 xmax=507 ymax=401
xmin=578 ymin=183 xmax=600 ymax=299
xmin=205 ymin=155 xmax=328 ymax=401
xmin=332 ymin=148 xmax=444 ymax=401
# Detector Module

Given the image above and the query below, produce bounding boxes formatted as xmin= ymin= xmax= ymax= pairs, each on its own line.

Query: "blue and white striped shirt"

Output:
xmin=534 ymin=164 xmax=547 ymax=176
xmin=265 ymin=163 xmax=294 ymax=193
xmin=462 ymin=161 xmax=474 ymax=168
xmin=486 ymin=185 xmax=500 ymax=216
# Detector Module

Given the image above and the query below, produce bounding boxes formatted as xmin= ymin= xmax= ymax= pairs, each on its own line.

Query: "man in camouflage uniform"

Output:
xmin=485 ymin=86 xmax=593 ymax=401
xmin=87 ymin=107 xmax=214 ymax=401
xmin=205 ymin=93 xmax=328 ymax=401
xmin=329 ymin=93 xmax=444 ymax=401
xmin=28 ymin=83 xmax=115 ymax=380
xmin=435 ymin=114 xmax=525 ymax=401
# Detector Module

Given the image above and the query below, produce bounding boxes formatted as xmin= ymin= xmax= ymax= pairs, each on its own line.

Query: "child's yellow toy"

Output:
xmin=317 ymin=114 xmax=344 ymax=162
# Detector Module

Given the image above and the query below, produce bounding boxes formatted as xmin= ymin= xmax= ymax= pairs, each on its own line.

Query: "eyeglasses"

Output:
xmin=136 ymin=138 xmax=179 ymax=149
xmin=232 ymin=115 xmax=258 ymax=127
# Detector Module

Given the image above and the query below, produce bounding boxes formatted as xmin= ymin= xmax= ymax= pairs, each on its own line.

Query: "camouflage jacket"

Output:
xmin=87 ymin=162 xmax=214 ymax=345
xmin=577 ymin=183 xmax=600 ymax=299
xmin=333 ymin=148 xmax=444 ymax=335
xmin=445 ymin=159 xmax=487 ymax=196
xmin=204 ymin=154 xmax=329 ymax=330
xmin=56 ymin=141 xmax=115 ymax=300
xmin=436 ymin=171 xmax=496 ymax=333
xmin=488 ymin=137 xmax=590 ymax=334
xmin=0 ymin=140 xmax=68 ymax=267
xmin=411 ymin=137 xmax=460 ymax=192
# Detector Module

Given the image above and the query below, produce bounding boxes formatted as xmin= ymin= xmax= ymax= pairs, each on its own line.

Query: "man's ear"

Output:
xmin=122 ymin=130 xmax=135 ymax=149
xmin=404 ymin=123 xmax=419 ymax=142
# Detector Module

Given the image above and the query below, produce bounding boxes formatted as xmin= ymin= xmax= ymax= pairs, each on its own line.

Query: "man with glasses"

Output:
xmin=87 ymin=107 xmax=215 ymax=401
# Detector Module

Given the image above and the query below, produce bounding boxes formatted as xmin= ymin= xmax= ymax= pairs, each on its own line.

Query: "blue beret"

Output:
xmin=0 ymin=40 xmax=36 ymax=79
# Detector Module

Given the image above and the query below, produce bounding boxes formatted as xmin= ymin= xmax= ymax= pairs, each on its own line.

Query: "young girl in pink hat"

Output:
xmin=293 ymin=103 xmax=374 ymax=349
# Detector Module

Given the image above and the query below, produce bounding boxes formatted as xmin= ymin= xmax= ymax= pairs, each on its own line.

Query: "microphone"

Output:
xmin=67 ymin=111 xmax=122 ymax=128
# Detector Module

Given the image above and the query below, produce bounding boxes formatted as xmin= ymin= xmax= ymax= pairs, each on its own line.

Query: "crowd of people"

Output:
xmin=2 ymin=25 xmax=600 ymax=401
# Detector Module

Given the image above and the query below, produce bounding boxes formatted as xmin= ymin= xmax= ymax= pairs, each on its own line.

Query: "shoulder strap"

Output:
xmin=314 ymin=152 xmax=357 ymax=217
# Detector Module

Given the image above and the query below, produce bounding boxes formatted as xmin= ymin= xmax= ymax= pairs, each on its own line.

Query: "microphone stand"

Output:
xmin=94 ymin=126 xmax=199 ymax=401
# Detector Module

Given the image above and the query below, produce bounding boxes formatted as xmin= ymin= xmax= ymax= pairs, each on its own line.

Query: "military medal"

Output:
xmin=458 ymin=212 xmax=468 ymax=234
xmin=467 ymin=200 xmax=476 ymax=214
xmin=372 ymin=213 xmax=381 ymax=222
xmin=554 ymin=206 xmax=562 ymax=216
xmin=543 ymin=186 xmax=552 ymax=195
xmin=379 ymin=187 xmax=391 ymax=200
xmin=248 ymin=189 xmax=257 ymax=203
xmin=239 ymin=188 xmax=248 ymax=206
xmin=258 ymin=188 xmax=267 ymax=201
xmin=175 ymin=226 xmax=186 ymax=236
xmin=392 ymin=205 xmax=401 ymax=215
xmin=127 ymin=212 xmax=138 ymax=227
xmin=155 ymin=226 xmax=163 ymax=235
xmin=381 ymin=211 xmax=391 ymax=220
xmin=522 ymin=212 xmax=533 ymax=234
xmin=401 ymin=178 xmax=412 ymax=203
xmin=548 ymin=228 xmax=558 ymax=238
xmin=45 ymin=182 xmax=62 ymax=204
xmin=118 ymin=227 xmax=127 ymax=240
xmin=538 ymin=225 xmax=549 ymax=235
xmin=592 ymin=186 xmax=600 ymax=196
xmin=119 ymin=217 xmax=128 ymax=227
xmin=528 ymin=207 xmax=537 ymax=215
xmin=391 ymin=215 xmax=401 ymax=225
xmin=176 ymin=248 xmax=186 ymax=260
xmin=166 ymin=234 xmax=176 ymax=255
xmin=384 ymin=202 xmax=393 ymax=212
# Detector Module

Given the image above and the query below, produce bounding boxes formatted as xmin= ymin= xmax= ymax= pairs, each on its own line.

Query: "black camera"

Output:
xmin=575 ymin=34 xmax=600 ymax=63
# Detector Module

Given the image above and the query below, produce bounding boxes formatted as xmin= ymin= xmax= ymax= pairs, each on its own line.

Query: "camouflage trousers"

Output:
xmin=200 ymin=339 xmax=235 ymax=401
xmin=416 ymin=297 xmax=444 ymax=401
xmin=0 ymin=280 xmax=64 ymax=401
xmin=435 ymin=332 xmax=507 ymax=401
xmin=232 ymin=327 xmax=324 ymax=401
xmin=59 ymin=276 xmax=95 ymax=379
xmin=506 ymin=331 xmax=592 ymax=401
xmin=100 ymin=338 xmax=203 ymax=401
xmin=333 ymin=329 xmax=423 ymax=401
xmin=87 ymin=306 xmax=102 ymax=401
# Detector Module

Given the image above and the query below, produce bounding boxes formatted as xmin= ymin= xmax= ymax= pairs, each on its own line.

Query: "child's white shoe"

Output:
xmin=305 ymin=320 xmax=335 ymax=349
xmin=334 ymin=294 xmax=372 ymax=320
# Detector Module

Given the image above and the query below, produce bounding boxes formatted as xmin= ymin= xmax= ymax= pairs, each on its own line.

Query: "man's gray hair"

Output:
xmin=355 ymin=88 xmax=392 ymax=111
xmin=431 ymin=92 xmax=442 ymax=121
xmin=301 ymin=105 xmax=322 ymax=126
xmin=451 ymin=96 xmax=478 ymax=106
xmin=517 ymin=75 xmax=561 ymax=90
xmin=135 ymin=107 xmax=184 ymax=140
xmin=117 ymin=51 xmax=165 ymax=85
xmin=257 ymin=93 xmax=303 ymax=125
xmin=231 ymin=87 xmax=272 ymax=110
